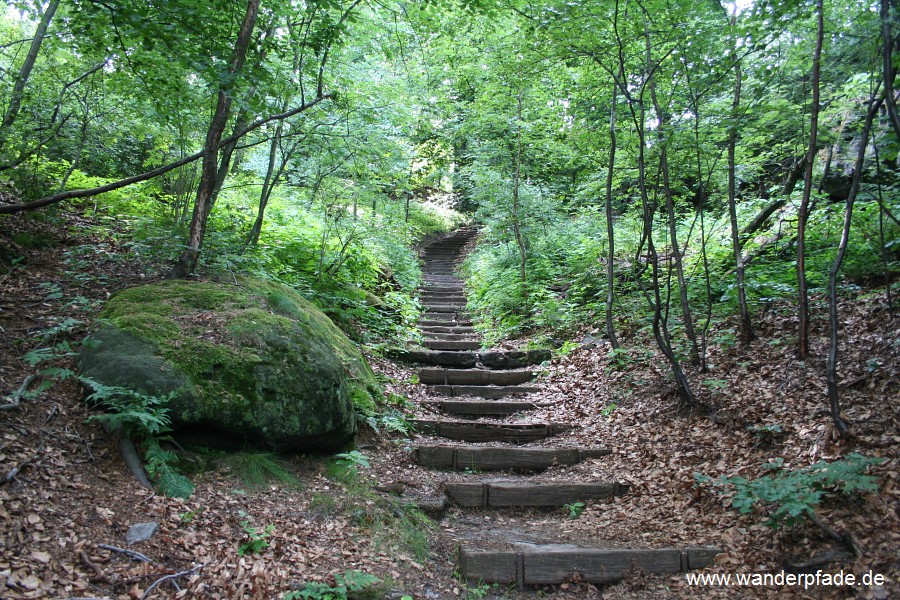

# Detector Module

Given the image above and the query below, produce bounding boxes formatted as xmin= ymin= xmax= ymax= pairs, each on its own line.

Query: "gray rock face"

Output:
xmin=79 ymin=277 xmax=378 ymax=452
xmin=126 ymin=522 xmax=159 ymax=545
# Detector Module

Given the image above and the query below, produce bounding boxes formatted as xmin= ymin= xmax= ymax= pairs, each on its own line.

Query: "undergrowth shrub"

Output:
xmin=695 ymin=453 xmax=884 ymax=528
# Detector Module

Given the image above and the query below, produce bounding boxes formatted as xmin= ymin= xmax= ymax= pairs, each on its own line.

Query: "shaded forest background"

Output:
xmin=0 ymin=0 xmax=897 ymax=425
xmin=0 ymin=1 xmax=898 ymax=598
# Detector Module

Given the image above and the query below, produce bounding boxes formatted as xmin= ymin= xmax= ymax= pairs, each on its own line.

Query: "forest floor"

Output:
xmin=0 ymin=211 xmax=898 ymax=600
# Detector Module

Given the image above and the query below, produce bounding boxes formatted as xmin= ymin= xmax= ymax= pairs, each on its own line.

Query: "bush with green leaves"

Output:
xmin=237 ymin=512 xmax=275 ymax=556
xmin=695 ymin=453 xmax=884 ymax=528
xmin=284 ymin=570 xmax=383 ymax=600
xmin=82 ymin=378 xmax=194 ymax=498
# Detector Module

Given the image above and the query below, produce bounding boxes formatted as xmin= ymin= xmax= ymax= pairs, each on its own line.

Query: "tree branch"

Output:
xmin=0 ymin=94 xmax=332 ymax=215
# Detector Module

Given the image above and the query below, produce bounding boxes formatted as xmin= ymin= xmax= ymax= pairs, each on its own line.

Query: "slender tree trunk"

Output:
xmin=209 ymin=24 xmax=276 ymax=209
xmin=727 ymin=55 xmax=755 ymax=344
xmin=797 ymin=0 xmax=824 ymax=360
xmin=882 ymin=0 xmax=900 ymax=140
xmin=172 ymin=0 xmax=260 ymax=278
xmin=872 ymin=143 xmax=895 ymax=318
xmin=58 ymin=100 xmax=91 ymax=192
xmin=512 ymin=93 xmax=527 ymax=292
xmin=246 ymin=120 xmax=284 ymax=246
xmin=604 ymin=82 xmax=620 ymax=349
xmin=649 ymin=75 xmax=700 ymax=365
xmin=620 ymin=31 xmax=694 ymax=406
xmin=825 ymin=95 xmax=882 ymax=437
xmin=0 ymin=0 xmax=61 ymax=143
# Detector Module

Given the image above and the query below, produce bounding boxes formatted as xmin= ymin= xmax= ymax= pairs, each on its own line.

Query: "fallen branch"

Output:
xmin=141 ymin=564 xmax=204 ymax=599
xmin=807 ymin=511 xmax=863 ymax=559
xmin=97 ymin=543 xmax=152 ymax=563
xmin=0 ymin=375 xmax=36 ymax=411
xmin=2 ymin=445 xmax=42 ymax=485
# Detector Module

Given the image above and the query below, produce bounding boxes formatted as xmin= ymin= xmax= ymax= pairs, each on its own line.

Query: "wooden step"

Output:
xmin=422 ymin=399 xmax=545 ymax=415
xmin=421 ymin=312 xmax=470 ymax=322
xmin=479 ymin=350 xmax=551 ymax=369
xmin=396 ymin=351 xmax=551 ymax=369
xmin=422 ymin=291 xmax=464 ymax=298
xmin=419 ymin=368 xmax=534 ymax=386
xmin=420 ymin=319 xmax=474 ymax=327
xmin=416 ymin=445 xmax=610 ymax=471
xmin=459 ymin=546 xmax=718 ymax=587
xmin=428 ymin=385 xmax=542 ymax=398
xmin=445 ymin=481 xmax=625 ymax=508
xmin=390 ymin=350 xmax=476 ymax=369
xmin=411 ymin=420 xmax=571 ymax=442
xmin=422 ymin=284 xmax=465 ymax=293
xmin=419 ymin=326 xmax=476 ymax=335
xmin=421 ymin=332 xmax=478 ymax=341
xmin=420 ymin=298 xmax=466 ymax=305
xmin=422 ymin=340 xmax=482 ymax=351
xmin=422 ymin=303 xmax=467 ymax=312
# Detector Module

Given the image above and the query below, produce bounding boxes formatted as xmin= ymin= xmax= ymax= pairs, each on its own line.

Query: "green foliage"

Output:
xmin=335 ymin=451 xmax=371 ymax=469
xmin=81 ymin=378 xmax=174 ymax=439
xmin=144 ymin=438 xmax=194 ymax=499
xmin=219 ymin=452 xmax=299 ymax=490
xmin=284 ymin=570 xmax=383 ymax=600
xmin=80 ymin=378 xmax=194 ymax=498
xmin=563 ymin=501 xmax=586 ymax=519
xmin=179 ymin=505 xmax=206 ymax=524
xmin=695 ymin=454 xmax=884 ymax=528
xmin=237 ymin=513 xmax=275 ymax=556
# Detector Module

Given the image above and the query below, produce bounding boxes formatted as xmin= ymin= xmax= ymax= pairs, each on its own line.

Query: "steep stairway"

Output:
xmin=399 ymin=227 xmax=717 ymax=589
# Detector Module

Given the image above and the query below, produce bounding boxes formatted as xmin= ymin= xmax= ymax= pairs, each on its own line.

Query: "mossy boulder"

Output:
xmin=79 ymin=276 xmax=381 ymax=452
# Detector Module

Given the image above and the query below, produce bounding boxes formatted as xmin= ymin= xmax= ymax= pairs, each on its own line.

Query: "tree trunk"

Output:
xmin=172 ymin=0 xmax=261 ymax=278
xmin=797 ymin=0 xmax=824 ymax=360
xmin=246 ymin=119 xmax=287 ymax=246
xmin=882 ymin=0 xmax=900 ymax=140
xmin=825 ymin=95 xmax=882 ymax=437
xmin=512 ymin=93 xmax=527 ymax=293
xmin=727 ymin=51 xmax=755 ymax=344
xmin=604 ymin=81 xmax=620 ymax=349
xmin=0 ymin=0 xmax=61 ymax=143
xmin=650 ymin=74 xmax=699 ymax=365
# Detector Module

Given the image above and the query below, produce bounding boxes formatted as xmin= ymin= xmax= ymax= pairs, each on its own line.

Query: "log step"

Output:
xmin=423 ymin=303 xmax=467 ymax=312
xmin=421 ymin=312 xmax=470 ymax=323
xmin=422 ymin=399 xmax=546 ymax=415
xmin=411 ymin=420 xmax=571 ymax=442
xmin=420 ymin=320 xmax=474 ymax=327
xmin=428 ymin=385 xmax=542 ymax=399
xmin=419 ymin=368 xmax=535 ymax=386
xmin=416 ymin=445 xmax=610 ymax=471
xmin=395 ymin=351 xmax=552 ymax=369
xmin=419 ymin=326 xmax=476 ymax=335
xmin=445 ymin=481 xmax=625 ymax=508
xmin=420 ymin=298 xmax=466 ymax=305
xmin=421 ymin=332 xmax=478 ymax=341
xmin=420 ymin=292 xmax=466 ymax=298
xmin=423 ymin=340 xmax=482 ymax=351
xmin=459 ymin=546 xmax=719 ymax=587
xmin=392 ymin=350 xmax=477 ymax=368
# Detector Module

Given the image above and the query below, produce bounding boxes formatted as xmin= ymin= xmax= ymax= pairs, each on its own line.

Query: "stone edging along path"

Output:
xmin=394 ymin=227 xmax=717 ymax=589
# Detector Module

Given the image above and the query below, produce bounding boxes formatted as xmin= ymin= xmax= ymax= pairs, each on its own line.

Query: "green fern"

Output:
xmin=696 ymin=453 xmax=884 ymax=528
xmin=80 ymin=376 xmax=173 ymax=438
xmin=144 ymin=438 xmax=194 ymax=499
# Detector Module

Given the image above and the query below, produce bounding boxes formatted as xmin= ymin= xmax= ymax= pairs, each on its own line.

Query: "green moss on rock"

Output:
xmin=81 ymin=276 xmax=381 ymax=452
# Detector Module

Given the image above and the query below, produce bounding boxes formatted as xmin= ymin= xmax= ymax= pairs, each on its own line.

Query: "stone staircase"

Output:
xmin=398 ymin=227 xmax=717 ymax=588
